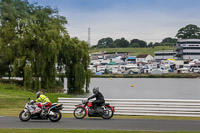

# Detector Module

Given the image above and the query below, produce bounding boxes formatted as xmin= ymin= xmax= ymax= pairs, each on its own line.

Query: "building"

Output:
xmin=136 ymin=54 xmax=154 ymax=63
xmin=125 ymin=56 xmax=136 ymax=63
xmin=175 ymin=39 xmax=200 ymax=60
xmin=154 ymin=39 xmax=200 ymax=61
xmin=154 ymin=50 xmax=175 ymax=61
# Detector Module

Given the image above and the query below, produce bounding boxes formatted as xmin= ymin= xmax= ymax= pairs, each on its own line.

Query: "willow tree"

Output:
xmin=26 ymin=5 xmax=68 ymax=91
xmin=0 ymin=0 xmax=91 ymax=93
xmin=59 ymin=37 xmax=91 ymax=94
xmin=0 ymin=0 xmax=68 ymax=91
xmin=0 ymin=0 xmax=26 ymax=79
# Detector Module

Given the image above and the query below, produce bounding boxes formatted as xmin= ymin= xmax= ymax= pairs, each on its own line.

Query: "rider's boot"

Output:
xmin=40 ymin=106 xmax=46 ymax=116
xmin=44 ymin=108 xmax=49 ymax=115
xmin=93 ymin=104 xmax=97 ymax=113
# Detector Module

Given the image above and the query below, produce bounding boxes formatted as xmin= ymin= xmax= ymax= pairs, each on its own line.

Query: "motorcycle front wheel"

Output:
xmin=19 ymin=110 xmax=31 ymax=122
xmin=74 ymin=107 xmax=86 ymax=119
xmin=49 ymin=110 xmax=62 ymax=122
xmin=102 ymin=106 xmax=114 ymax=119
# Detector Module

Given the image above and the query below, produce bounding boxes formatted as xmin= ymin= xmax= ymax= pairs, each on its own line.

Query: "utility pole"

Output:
xmin=87 ymin=27 xmax=91 ymax=45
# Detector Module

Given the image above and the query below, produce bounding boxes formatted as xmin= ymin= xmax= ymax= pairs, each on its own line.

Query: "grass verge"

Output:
xmin=0 ymin=83 xmax=72 ymax=116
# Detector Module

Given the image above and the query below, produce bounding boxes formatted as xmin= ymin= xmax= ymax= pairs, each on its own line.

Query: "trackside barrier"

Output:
xmin=58 ymin=98 xmax=200 ymax=117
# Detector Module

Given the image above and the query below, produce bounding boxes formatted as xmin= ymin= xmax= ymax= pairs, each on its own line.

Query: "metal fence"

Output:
xmin=58 ymin=98 xmax=200 ymax=117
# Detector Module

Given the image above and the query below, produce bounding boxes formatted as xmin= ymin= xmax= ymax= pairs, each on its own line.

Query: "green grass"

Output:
xmin=0 ymin=129 xmax=199 ymax=133
xmin=0 ymin=83 xmax=72 ymax=116
xmin=90 ymin=46 xmax=173 ymax=56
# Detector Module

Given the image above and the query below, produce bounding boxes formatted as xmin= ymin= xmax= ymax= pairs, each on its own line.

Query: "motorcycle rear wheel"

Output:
xmin=74 ymin=107 xmax=86 ymax=119
xmin=102 ymin=106 xmax=113 ymax=119
xmin=19 ymin=110 xmax=31 ymax=122
xmin=49 ymin=110 xmax=62 ymax=122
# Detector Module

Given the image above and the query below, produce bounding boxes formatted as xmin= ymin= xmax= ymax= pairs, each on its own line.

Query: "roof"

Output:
xmin=108 ymin=62 xmax=117 ymax=65
xmin=178 ymin=39 xmax=200 ymax=42
xmin=154 ymin=50 xmax=173 ymax=53
xmin=104 ymin=52 xmax=130 ymax=54
xmin=126 ymin=56 xmax=136 ymax=59
xmin=136 ymin=54 xmax=149 ymax=58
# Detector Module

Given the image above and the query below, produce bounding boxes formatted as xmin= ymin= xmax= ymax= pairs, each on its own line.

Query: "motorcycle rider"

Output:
xmin=88 ymin=87 xmax=105 ymax=111
xmin=31 ymin=91 xmax=51 ymax=115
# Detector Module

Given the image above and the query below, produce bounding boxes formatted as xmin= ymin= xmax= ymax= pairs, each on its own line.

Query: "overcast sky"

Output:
xmin=28 ymin=0 xmax=200 ymax=45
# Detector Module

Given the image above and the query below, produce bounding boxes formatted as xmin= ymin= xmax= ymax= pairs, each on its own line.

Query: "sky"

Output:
xmin=28 ymin=0 xmax=200 ymax=45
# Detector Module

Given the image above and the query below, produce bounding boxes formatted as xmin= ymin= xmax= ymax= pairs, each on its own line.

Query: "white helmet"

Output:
xmin=36 ymin=91 xmax=43 ymax=98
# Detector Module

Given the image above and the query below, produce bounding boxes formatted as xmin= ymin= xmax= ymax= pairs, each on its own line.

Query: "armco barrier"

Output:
xmin=58 ymin=98 xmax=200 ymax=117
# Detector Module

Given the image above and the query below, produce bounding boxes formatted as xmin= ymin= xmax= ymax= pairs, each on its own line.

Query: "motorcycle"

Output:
xmin=19 ymin=98 xmax=63 ymax=122
xmin=73 ymin=99 xmax=115 ymax=119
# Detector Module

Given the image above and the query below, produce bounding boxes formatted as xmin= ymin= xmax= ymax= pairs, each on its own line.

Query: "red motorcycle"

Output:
xmin=73 ymin=99 xmax=115 ymax=119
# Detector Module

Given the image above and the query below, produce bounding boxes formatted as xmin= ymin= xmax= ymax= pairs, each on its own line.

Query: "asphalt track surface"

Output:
xmin=1 ymin=116 xmax=200 ymax=131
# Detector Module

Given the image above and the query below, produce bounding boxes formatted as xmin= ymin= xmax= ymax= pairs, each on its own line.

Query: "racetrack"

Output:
xmin=1 ymin=117 xmax=200 ymax=131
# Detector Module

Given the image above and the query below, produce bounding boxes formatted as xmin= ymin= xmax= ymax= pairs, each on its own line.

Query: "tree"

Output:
xmin=0 ymin=0 xmax=29 ymax=79
xmin=153 ymin=42 xmax=161 ymax=46
xmin=161 ymin=37 xmax=177 ymax=46
xmin=162 ymin=37 xmax=177 ymax=43
xmin=108 ymin=42 xmax=117 ymax=48
xmin=59 ymin=37 xmax=91 ymax=94
xmin=113 ymin=38 xmax=129 ymax=48
xmin=0 ymin=0 xmax=91 ymax=94
xmin=130 ymin=39 xmax=147 ymax=47
xmin=97 ymin=37 xmax=113 ymax=48
xmin=176 ymin=24 xmax=200 ymax=39
xmin=28 ymin=5 xmax=67 ymax=91
xmin=148 ymin=42 xmax=153 ymax=48
xmin=130 ymin=43 xmax=139 ymax=47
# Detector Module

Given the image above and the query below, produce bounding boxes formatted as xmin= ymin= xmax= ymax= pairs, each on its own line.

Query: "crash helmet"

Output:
xmin=36 ymin=91 xmax=43 ymax=98
xmin=93 ymin=87 xmax=99 ymax=94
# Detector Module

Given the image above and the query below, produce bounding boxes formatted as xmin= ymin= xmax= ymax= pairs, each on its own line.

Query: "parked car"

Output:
xmin=151 ymin=69 xmax=163 ymax=75
xmin=124 ymin=68 xmax=140 ymax=75
xmin=193 ymin=68 xmax=200 ymax=73
xmin=140 ymin=68 xmax=151 ymax=74
xmin=181 ymin=68 xmax=189 ymax=73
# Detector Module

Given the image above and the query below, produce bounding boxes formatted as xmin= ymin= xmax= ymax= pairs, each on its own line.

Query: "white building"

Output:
xmin=136 ymin=54 xmax=154 ymax=63
xmin=175 ymin=39 xmax=200 ymax=60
